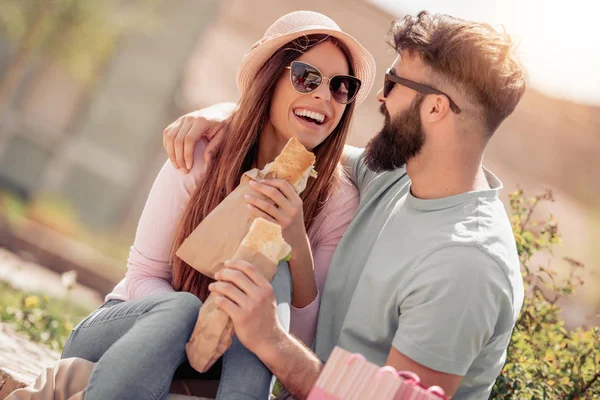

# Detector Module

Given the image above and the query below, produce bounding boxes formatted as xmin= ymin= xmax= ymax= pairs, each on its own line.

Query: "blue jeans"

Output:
xmin=61 ymin=263 xmax=292 ymax=400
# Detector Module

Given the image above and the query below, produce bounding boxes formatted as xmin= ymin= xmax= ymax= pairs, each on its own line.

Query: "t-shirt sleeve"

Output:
xmin=342 ymin=145 xmax=377 ymax=193
xmin=392 ymin=246 xmax=513 ymax=375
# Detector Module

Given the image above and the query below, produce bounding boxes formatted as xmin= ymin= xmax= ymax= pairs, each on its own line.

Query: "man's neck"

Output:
xmin=407 ymin=146 xmax=489 ymax=200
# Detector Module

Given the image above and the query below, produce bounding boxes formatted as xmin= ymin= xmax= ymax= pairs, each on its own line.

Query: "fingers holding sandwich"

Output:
xmin=245 ymin=201 xmax=278 ymax=224
xmin=210 ymin=260 xmax=281 ymax=354
xmin=245 ymin=179 xmax=305 ymax=241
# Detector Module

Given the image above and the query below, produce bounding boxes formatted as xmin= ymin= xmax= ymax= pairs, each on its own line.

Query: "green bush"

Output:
xmin=492 ymin=189 xmax=600 ymax=399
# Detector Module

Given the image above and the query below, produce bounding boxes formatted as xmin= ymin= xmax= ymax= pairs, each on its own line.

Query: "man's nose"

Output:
xmin=376 ymin=87 xmax=385 ymax=103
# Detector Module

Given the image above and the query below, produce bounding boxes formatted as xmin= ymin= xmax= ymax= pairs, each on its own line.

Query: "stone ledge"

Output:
xmin=0 ymin=216 xmax=122 ymax=295
xmin=0 ymin=323 xmax=60 ymax=399
xmin=0 ymin=325 xmax=216 ymax=400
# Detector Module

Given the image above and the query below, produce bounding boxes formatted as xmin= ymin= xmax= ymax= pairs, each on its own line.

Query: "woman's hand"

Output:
xmin=245 ymin=179 xmax=307 ymax=252
xmin=245 ymin=179 xmax=317 ymax=308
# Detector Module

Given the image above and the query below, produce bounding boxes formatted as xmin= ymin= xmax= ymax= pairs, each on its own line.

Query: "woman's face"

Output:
xmin=267 ymin=41 xmax=350 ymax=151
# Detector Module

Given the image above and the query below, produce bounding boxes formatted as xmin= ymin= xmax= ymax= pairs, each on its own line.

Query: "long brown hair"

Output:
xmin=171 ymin=35 xmax=356 ymax=301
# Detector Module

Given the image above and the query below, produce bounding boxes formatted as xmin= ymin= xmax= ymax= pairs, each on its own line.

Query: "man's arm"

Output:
xmin=257 ymin=329 xmax=323 ymax=399
xmin=390 ymin=246 xmax=513 ymax=396
xmin=209 ymin=260 xmax=322 ymax=399
xmin=385 ymin=347 xmax=462 ymax=396
xmin=162 ymin=102 xmax=237 ymax=170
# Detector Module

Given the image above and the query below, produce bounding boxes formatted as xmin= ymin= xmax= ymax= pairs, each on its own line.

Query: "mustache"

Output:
xmin=379 ymin=103 xmax=391 ymax=125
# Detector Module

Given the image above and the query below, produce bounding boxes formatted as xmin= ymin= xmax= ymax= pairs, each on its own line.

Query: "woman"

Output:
xmin=60 ymin=11 xmax=375 ymax=400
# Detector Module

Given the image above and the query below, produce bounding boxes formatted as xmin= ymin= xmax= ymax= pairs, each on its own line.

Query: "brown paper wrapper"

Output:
xmin=185 ymin=242 xmax=279 ymax=373
xmin=175 ymin=169 xmax=267 ymax=278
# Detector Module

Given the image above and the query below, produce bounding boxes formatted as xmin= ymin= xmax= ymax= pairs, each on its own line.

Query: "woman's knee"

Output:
xmin=170 ymin=291 xmax=202 ymax=315
xmin=159 ymin=292 xmax=202 ymax=334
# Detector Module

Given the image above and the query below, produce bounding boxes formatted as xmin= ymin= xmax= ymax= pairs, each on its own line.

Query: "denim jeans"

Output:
xmin=61 ymin=262 xmax=291 ymax=400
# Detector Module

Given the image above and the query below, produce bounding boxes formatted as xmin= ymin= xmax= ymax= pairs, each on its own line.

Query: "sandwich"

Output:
xmin=234 ymin=217 xmax=292 ymax=266
xmin=260 ymin=137 xmax=317 ymax=194
xmin=186 ymin=217 xmax=291 ymax=373
xmin=175 ymin=137 xmax=315 ymax=279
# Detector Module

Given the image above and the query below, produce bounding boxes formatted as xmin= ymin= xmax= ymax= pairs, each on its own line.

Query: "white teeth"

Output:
xmin=294 ymin=109 xmax=325 ymax=124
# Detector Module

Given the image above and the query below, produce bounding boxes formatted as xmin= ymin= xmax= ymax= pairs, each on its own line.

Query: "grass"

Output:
xmin=0 ymin=281 xmax=93 ymax=351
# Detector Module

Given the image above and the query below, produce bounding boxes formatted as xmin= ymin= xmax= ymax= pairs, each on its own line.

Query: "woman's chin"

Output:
xmin=293 ymin=133 xmax=320 ymax=151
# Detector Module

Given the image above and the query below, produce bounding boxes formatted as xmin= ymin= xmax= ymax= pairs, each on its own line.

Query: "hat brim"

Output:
xmin=236 ymin=27 xmax=376 ymax=106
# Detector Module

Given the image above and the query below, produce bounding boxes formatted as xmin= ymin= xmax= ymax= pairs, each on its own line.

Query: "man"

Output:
xmin=164 ymin=11 xmax=526 ymax=399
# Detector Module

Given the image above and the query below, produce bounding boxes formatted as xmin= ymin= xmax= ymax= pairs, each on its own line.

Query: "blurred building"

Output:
xmin=0 ymin=0 xmax=220 ymax=229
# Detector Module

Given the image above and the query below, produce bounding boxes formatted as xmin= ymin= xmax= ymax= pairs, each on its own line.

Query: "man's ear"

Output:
xmin=425 ymin=95 xmax=450 ymax=123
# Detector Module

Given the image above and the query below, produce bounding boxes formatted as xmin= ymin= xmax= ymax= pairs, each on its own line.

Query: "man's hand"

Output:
xmin=162 ymin=102 xmax=236 ymax=171
xmin=209 ymin=260 xmax=323 ymax=399
xmin=209 ymin=260 xmax=284 ymax=354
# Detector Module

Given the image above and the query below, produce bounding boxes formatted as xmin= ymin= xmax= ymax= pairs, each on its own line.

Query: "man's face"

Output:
xmin=364 ymin=53 xmax=428 ymax=172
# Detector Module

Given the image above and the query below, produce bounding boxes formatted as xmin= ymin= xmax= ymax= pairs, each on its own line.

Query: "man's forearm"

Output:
xmin=256 ymin=329 xmax=323 ymax=399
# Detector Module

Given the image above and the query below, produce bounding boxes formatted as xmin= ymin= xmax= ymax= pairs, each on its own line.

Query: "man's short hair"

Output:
xmin=390 ymin=11 xmax=527 ymax=134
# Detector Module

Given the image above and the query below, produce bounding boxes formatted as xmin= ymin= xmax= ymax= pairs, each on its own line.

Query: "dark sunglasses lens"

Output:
xmin=290 ymin=62 xmax=322 ymax=93
xmin=383 ymin=76 xmax=394 ymax=98
xmin=330 ymin=77 xmax=360 ymax=104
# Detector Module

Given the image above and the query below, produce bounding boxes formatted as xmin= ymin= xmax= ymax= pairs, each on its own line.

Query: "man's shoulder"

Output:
xmin=421 ymin=240 xmax=523 ymax=315
xmin=358 ymin=167 xmax=410 ymax=201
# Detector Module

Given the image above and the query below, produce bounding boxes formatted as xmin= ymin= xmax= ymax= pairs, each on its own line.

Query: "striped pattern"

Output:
xmin=307 ymin=347 xmax=449 ymax=400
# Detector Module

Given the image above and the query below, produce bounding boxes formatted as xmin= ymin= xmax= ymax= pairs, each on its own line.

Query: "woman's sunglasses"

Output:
xmin=285 ymin=61 xmax=362 ymax=105
xmin=384 ymin=68 xmax=462 ymax=114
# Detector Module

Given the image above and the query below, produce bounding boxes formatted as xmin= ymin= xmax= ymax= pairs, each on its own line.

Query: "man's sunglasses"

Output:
xmin=384 ymin=69 xmax=462 ymax=114
xmin=285 ymin=61 xmax=362 ymax=105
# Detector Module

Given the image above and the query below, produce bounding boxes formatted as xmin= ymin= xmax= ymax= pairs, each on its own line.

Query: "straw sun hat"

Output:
xmin=236 ymin=11 xmax=376 ymax=106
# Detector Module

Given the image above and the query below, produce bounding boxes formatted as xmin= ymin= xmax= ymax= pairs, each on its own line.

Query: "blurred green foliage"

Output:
xmin=492 ymin=189 xmax=600 ymax=399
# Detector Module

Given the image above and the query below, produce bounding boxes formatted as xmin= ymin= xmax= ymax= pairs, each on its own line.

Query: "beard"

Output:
xmin=364 ymin=94 xmax=426 ymax=172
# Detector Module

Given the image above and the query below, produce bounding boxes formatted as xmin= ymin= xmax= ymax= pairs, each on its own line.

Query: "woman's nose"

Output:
xmin=312 ymin=78 xmax=332 ymax=102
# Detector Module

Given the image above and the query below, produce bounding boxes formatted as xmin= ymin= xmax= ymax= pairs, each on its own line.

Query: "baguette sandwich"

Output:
xmin=260 ymin=137 xmax=317 ymax=194
xmin=175 ymin=137 xmax=315 ymax=278
xmin=186 ymin=217 xmax=291 ymax=373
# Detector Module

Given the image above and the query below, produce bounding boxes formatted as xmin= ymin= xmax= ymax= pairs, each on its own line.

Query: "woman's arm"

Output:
xmin=124 ymin=140 xmax=208 ymax=299
xmin=244 ymin=179 xmax=318 ymax=310
xmin=287 ymin=233 xmax=317 ymax=308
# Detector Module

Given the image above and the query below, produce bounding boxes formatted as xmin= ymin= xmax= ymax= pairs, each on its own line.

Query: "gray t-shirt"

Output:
xmin=314 ymin=148 xmax=524 ymax=400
